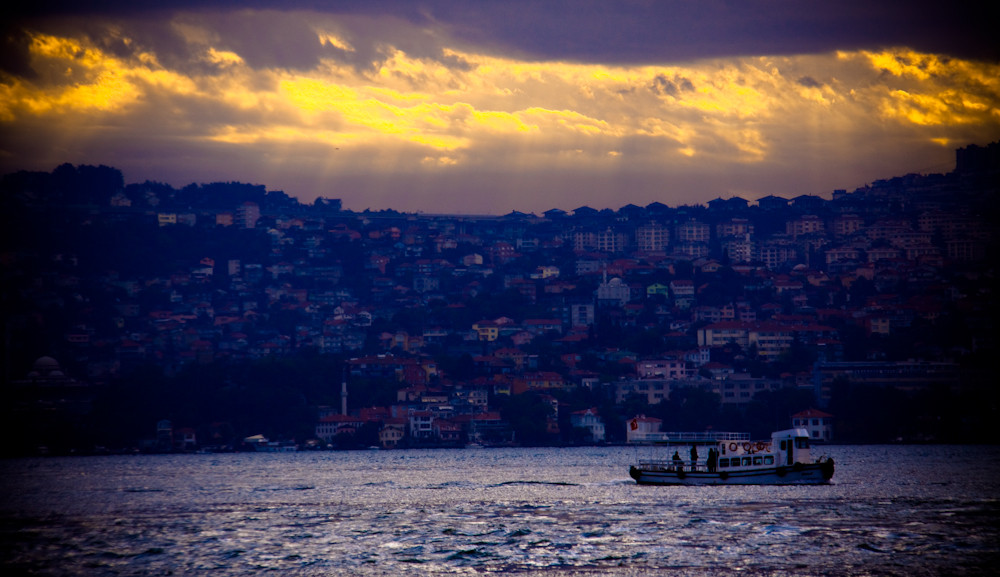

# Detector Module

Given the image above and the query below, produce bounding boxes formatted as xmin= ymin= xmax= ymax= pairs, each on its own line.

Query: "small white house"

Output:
xmin=791 ymin=409 xmax=834 ymax=442
xmin=626 ymin=415 xmax=663 ymax=443
xmin=570 ymin=408 xmax=606 ymax=443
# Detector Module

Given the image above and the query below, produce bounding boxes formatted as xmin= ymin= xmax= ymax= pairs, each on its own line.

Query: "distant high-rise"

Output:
xmin=635 ymin=223 xmax=669 ymax=253
xmin=596 ymin=227 xmax=628 ymax=253
xmin=832 ymin=214 xmax=864 ymax=238
xmin=235 ymin=202 xmax=260 ymax=229
xmin=955 ymin=141 xmax=1000 ymax=175
xmin=716 ymin=218 xmax=753 ymax=238
xmin=786 ymin=215 xmax=824 ymax=238
xmin=675 ymin=219 xmax=710 ymax=244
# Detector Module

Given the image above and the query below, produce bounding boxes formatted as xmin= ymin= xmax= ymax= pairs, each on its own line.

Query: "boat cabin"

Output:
xmin=716 ymin=428 xmax=813 ymax=471
xmin=632 ymin=428 xmax=814 ymax=473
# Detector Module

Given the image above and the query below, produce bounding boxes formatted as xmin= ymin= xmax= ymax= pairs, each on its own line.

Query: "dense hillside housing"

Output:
xmin=1 ymin=143 xmax=997 ymax=452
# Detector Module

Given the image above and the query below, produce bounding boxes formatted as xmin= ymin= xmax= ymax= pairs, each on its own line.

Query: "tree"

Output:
xmin=743 ymin=387 xmax=817 ymax=438
xmin=497 ymin=393 xmax=553 ymax=445
xmin=437 ymin=353 xmax=476 ymax=381
xmin=655 ymin=386 xmax=720 ymax=431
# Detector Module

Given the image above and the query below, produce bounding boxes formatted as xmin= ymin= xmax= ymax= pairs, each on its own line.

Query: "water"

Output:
xmin=2 ymin=445 xmax=998 ymax=576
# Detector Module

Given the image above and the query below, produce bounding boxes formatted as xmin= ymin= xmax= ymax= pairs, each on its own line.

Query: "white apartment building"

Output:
xmin=635 ymin=359 xmax=691 ymax=380
xmin=636 ymin=223 xmax=669 ymax=252
xmin=676 ymin=219 xmax=710 ymax=243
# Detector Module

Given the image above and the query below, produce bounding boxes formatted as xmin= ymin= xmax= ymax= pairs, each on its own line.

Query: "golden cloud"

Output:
xmin=847 ymin=49 xmax=1000 ymax=129
xmin=317 ymin=32 xmax=354 ymax=52
xmin=21 ymin=34 xmax=142 ymax=113
xmin=205 ymin=48 xmax=245 ymax=67
xmin=4 ymin=27 xmax=999 ymax=177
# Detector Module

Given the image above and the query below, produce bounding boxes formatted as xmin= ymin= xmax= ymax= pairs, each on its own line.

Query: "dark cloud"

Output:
xmin=652 ymin=75 xmax=678 ymax=97
xmin=0 ymin=27 xmax=36 ymax=80
xmin=447 ymin=0 xmax=998 ymax=64
xmin=0 ymin=6 xmax=475 ymax=82
xmin=202 ymin=12 xmax=330 ymax=71
xmin=651 ymin=74 xmax=694 ymax=97
xmin=6 ymin=0 xmax=998 ymax=65
xmin=796 ymin=76 xmax=823 ymax=89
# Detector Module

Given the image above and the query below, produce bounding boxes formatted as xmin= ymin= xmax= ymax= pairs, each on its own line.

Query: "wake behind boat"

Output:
xmin=628 ymin=428 xmax=834 ymax=485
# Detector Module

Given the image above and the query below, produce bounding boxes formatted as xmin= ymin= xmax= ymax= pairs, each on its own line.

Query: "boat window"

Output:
xmin=742 ymin=457 xmax=751 ymax=466
xmin=779 ymin=440 xmax=787 ymax=450
xmin=796 ymin=438 xmax=809 ymax=449
xmin=719 ymin=458 xmax=730 ymax=468
xmin=764 ymin=455 xmax=774 ymax=465
xmin=753 ymin=456 xmax=763 ymax=465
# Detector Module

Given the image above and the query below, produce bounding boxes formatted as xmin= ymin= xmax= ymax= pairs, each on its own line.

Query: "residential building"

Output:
xmin=626 ymin=415 xmax=663 ymax=443
xmin=636 ymin=358 xmax=690 ymax=380
xmin=786 ymin=215 xmax=825 ymax=238
xmin=676 ymin=219 xmax=710 ymax=243
xmin=716 ymin=374 xmax=781 ymax=406
xmin=716 ymin=218 xmax=754 ymax=238
xmin=570 ymin=408 xmax=606 ymax=443
xmin=792 ymin=409 xmax=834 ymax=442
xmin=812 ymin=361 xmax=961 ymax=405
xmin=615 ymin=379 xmax=673 ymax=405
xmin=636 ymin=223 xmax=669 ymax=253
xmin=409 ymin=410 xmax=435 ymax=439
xmin=235 ymin=202 xmax=260 ymax=229
xmin=472 ymin=320 xmax=500 ymax=341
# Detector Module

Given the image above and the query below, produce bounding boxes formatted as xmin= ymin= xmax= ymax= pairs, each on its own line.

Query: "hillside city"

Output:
xmin=2 ymin=142 xmax=997 ymax=455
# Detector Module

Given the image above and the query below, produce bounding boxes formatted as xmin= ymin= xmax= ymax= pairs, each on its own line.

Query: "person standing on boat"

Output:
xmin=707 ymin=448 xmax=717 ymax=473
xmin=690 ymin=446 xmax=699 ymax=471
xmin=672 ymin=451 xmax=682 ymax=471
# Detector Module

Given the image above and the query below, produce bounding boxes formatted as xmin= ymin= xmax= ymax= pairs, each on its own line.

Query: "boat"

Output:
xmin=243 ymin=434 xmax=298 ymax=452
xmin=628 ymin=428 xmax=834 ymax=485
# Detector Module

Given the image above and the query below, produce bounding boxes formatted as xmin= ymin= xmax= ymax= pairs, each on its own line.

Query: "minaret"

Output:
xmin=341 ymin=366 xmax=348 ymax=416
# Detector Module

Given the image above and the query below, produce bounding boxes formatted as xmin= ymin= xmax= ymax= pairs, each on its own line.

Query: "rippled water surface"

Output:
xmin=2 ymin=445 xmax=999 ymax=575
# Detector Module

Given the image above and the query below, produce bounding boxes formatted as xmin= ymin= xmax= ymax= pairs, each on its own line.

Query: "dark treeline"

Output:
xmin=0 ymin=163 xmax=298 ymax=211
xmin=4 ymin=351 xmax=994 ymax=456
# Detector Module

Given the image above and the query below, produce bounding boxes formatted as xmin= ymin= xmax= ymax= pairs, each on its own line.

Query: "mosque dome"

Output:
xmin=32 ymin=356 xmax=61 ymax=375
xmin=24 ymin=356 xmax=77 ymax=385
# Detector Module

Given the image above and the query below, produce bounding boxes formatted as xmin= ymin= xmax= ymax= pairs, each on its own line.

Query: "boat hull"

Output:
xmin=629 ymin=460 xmax=833 ymax=486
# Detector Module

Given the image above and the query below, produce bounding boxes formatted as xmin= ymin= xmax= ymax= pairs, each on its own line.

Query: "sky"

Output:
xmin=2 ymin=1 xmax=998 ymax=214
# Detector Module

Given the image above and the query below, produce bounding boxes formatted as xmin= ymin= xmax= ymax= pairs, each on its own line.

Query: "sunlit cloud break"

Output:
xmin=1 ymin=12 xmax=998 ymax=213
